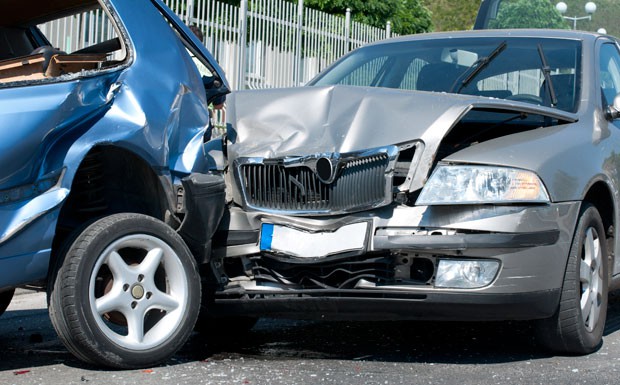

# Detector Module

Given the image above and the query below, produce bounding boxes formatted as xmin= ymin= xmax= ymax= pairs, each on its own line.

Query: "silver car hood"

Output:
xmin=226 ymin=85 xmax=577 ymax=161
xmin=226 ymin=85 xmax=578 ymax=197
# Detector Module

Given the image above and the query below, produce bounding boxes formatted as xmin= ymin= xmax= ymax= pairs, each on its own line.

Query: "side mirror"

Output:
xmin=606 ymin=93 xmax=620 ymax=120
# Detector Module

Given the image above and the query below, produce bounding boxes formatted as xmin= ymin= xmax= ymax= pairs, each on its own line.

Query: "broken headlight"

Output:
xmin=416 ymin=165 xmax=549 ymax=205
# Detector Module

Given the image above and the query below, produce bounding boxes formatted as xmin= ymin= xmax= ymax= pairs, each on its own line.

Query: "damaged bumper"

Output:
xmin=212 ymin=289 xmax=561 ymax=321
xmin=211 ymin=201 xmax=579 ymax=321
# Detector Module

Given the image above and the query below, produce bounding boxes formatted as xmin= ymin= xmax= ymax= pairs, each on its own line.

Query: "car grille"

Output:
xmin=238 ymin=152 xmax=391 ymax=214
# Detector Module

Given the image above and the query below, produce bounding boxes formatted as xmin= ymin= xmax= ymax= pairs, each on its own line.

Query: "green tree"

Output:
xmin=422 ymin=0 xmax=479 ymax=32
xmin=304 ymin=0 xmax=433 ymax=35
xmin=214 ymin=0 xmax=432 ymax=35
xmin=393 ymin=0 xmax=433 ymax=34
xmin=489 ymin=0 xmax=568 ymax=29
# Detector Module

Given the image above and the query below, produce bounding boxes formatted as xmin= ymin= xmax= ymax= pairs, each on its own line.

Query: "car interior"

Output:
xmin=0 ymin=0 xmax=126 ymax=84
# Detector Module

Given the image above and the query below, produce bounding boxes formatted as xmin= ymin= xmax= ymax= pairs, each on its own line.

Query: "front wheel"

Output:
xmin=536 ymin=203 xmax=608 ymax=354
xmin=48 ymin=213 xmax=201 ymax=368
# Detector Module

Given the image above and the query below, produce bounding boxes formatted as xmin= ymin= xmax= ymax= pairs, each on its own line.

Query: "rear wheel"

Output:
xmin=48 ymin=213 xmax=201 ymax=368
xmin=536 ymin=203 xmax=608 ymax=354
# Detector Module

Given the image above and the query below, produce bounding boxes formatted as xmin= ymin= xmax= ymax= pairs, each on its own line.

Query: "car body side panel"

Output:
xmin=0 ymin=0 xmax=224 ymax=289
xmin=0 ymin=210 xmax=59 ymax=287
xmin=0 ymin=75 xmax=119 ymax=190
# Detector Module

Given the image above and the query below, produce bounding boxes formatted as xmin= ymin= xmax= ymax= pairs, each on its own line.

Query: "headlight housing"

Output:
xmin=416 ymin=165 xmax=549 ymax=205
xmin=435 ymin=259 xmax=500 ymax=288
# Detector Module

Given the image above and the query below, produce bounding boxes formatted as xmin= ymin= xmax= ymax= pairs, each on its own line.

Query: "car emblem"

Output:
xmin=315 ymin=156 xmax=340 ymax=184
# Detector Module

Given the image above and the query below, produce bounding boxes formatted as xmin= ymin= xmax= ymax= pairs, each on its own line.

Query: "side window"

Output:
xmin=0 ymin=2 xmax=127 ymax=85
xmin=600 ymin=44 xmax=620 ymax=105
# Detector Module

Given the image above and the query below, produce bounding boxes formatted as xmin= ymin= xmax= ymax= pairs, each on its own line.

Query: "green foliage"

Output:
xmin=489 ymin=0 xmax=568 ymax=29
xmin=393 ymin=0 xmax=433 ymax=34
xmin=304 ymin=0 xmax=433 ymax=35
xmin=422 ymin=0 xmax=479 ymax=31
xmin=206 ymin=0 xmax=620 ymax=37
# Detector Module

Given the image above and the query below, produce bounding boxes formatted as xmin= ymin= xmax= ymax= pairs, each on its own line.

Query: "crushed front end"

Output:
xmin=211 ymin=84 xmax=582 ymax=321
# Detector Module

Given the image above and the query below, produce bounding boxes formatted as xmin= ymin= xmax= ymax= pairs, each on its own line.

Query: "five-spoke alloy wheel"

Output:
xmin=49 ymin=213 xmax=201 ymax=368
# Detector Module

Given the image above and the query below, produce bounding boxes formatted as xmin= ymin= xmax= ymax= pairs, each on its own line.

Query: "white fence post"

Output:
xmin=185 ymin=0 xmax=193 ymax=24
xmin=238 ymin=0 xmax=248 ymax=90
xmin=43 ymin=0 xmax=399 ymax=91
xmin=294 ymin=0 xmax=304 ymax=86
xmin=345 ymin=8 xmax=351 ymax=52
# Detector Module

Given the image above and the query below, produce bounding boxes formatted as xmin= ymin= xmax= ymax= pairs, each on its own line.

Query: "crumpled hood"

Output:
xmin=226 ymin=85 xmax=576 ymax=161
xmin=227 ymin=85 xmax=468 ymax=159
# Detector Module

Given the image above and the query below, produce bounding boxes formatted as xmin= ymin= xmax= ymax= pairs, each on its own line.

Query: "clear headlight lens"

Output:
xmin=416 ymin=165 xmax=549 ymax=205
xmin=435 ymin=259 xmax=500 ymax=289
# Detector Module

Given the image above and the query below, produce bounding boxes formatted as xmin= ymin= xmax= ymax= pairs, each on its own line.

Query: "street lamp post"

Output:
xmin=555 ymin=2 xmax=597 ymax=30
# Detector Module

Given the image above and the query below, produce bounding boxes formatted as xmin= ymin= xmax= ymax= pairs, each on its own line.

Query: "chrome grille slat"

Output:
xmin=239 ymin=153 xmax=391 ymax=214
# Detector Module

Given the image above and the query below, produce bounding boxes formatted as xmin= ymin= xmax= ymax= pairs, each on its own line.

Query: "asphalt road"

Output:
xmin=2 ymin=289 xmax=620 ymax=385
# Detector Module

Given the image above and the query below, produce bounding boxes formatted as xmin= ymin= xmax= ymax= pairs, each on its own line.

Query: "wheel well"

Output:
xmin=50 ymin=146 xmax=173 ymax=273
xmin=583 ymin=181 xmax=615 ymax=270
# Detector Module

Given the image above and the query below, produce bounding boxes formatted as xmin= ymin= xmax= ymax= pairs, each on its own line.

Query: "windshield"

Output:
xmin=310 ymin=37 xmax=582 ymax=112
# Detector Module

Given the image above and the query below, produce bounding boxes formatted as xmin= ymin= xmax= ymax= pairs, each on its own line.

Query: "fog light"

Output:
xmin=435 ymin=259 xmax=499 ymax=288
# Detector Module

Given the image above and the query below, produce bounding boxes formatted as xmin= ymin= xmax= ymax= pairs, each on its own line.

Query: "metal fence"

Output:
xmin=40 ymin=0 xmax=393 ymax=90
xmin=39 ymin=9 xmax=119 ymax=55
xmin=166 ymin=0 xmax=395 ymax=90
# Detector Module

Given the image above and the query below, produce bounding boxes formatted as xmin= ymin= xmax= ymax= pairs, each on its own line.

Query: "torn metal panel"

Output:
xmin=226 ymin=84 xmax=579 ymax=206
xmin=227 ymin=85 xmax=576 ymax=160
xmin=0 ymin=73 xmax=120 ymax=189
xmin=0 ymin=0 xmax=229 ymax=289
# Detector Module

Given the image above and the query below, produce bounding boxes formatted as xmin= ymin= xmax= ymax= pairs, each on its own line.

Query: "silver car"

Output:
xmin=212 ymin=29 xmax=620 ymax=354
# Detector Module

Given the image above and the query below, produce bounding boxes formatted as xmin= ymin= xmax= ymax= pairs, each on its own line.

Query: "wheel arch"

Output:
xmin=582 ymin=180 xmax=615 ymax=282
xmin=50 ymin=145 xmax=177 ymax=275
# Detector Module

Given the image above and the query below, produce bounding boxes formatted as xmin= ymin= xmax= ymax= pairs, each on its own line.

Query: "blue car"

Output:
xmin=0 ymin=0 xmax=229 ymax=368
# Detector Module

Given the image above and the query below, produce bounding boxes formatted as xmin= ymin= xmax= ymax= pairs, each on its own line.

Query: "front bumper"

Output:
xmin=211 ymin=288 xmax=561 ymax=321
xmin=212 ymin=201 xmax=580 ymax=320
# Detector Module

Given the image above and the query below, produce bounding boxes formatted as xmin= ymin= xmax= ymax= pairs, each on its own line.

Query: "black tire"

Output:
xmin=0 ymin=288 xmax=15 ymax=317
xmin=48 ymin=213 xmax=201 ymax=368
xmin=536 ymin=203 xmax=609 ymax=354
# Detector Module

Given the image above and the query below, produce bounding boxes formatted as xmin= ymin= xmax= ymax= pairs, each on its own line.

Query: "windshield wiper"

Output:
xmin=537 ymin=44 xmax=558 ymax=107
xmin=453 ymin=40 xmax=507 ymax=94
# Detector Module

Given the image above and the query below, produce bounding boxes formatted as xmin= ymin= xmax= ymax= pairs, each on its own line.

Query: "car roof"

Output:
xmin=369 ymin=29 xmax=603 ymax=47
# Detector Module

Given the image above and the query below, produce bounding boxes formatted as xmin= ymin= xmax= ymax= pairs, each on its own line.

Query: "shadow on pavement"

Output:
xmin=3 ymin=292 xmax=620 ymax=372
xmin=183 ymin=318 xmax=547 ymax=365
